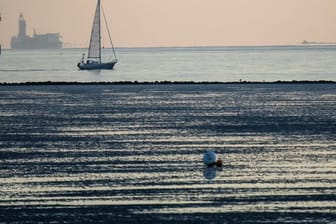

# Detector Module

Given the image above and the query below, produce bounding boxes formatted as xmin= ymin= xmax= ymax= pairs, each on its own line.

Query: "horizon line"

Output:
xmin=2 ymin=43 xmax=336 ymax=50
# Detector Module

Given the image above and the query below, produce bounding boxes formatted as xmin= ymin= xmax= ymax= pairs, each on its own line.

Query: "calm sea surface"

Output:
xmin=0 ymin=46 xmax=336 ymax=223
xmin=0 ymin=45 xmax=336 ymax=82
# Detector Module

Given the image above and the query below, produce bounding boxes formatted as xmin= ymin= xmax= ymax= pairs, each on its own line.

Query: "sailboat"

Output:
xmin=78 ymin=0 xmax=117 ymax=70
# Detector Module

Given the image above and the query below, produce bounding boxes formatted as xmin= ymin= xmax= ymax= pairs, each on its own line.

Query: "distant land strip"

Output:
xmin=0 ymin=80 xmax=335 ymax=86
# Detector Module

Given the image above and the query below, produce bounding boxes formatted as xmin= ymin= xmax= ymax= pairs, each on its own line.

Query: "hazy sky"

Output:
xmin=0 ymin=0 xmax=336 ymax=48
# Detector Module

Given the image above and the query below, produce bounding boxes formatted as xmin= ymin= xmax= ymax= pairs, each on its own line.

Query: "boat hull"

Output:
xmin=78 ymin=61 xmax=117 ymax=70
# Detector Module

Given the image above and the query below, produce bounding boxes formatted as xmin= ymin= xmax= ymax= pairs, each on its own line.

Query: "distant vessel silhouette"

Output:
xmin=11 ymin=13 xmax=62 ymax=49
xmin=0 ymin=12 xmax=2 ymax=54
xmin=302 ymin=40 xmax=336 ymax=45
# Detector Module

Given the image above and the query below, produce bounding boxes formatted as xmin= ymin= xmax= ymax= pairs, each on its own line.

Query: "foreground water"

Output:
xmin=0 ymin=83 xmax=335 ymax=223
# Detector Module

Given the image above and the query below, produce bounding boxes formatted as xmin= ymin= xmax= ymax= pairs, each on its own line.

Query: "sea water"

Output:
xmin=1 ymin=83 xmax=336 ymax=223
xmin=0 ymin=46 xmax=336 ymax=223
xmin=0 ymin=45 xmax=336 ymax=82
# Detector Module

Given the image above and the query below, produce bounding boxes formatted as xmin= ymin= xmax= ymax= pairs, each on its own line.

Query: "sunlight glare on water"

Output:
xmin=0 ymin=83 xmax=335 ymax=223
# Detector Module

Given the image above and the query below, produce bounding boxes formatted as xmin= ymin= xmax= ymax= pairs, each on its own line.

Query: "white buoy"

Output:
xmin=203 ymin=150 xmax=217 ymax=166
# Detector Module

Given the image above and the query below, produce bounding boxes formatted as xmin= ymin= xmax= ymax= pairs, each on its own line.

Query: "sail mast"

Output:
xmin=98 ymin=0 xmax=101 ymax=63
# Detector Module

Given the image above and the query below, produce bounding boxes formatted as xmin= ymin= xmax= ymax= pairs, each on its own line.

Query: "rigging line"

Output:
xmin=101 ymin=5 xmax=117 ymax=61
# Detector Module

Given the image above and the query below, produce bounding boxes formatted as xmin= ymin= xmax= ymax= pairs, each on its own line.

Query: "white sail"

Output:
xmin=88 ymin=0 xmax=101 ymax=60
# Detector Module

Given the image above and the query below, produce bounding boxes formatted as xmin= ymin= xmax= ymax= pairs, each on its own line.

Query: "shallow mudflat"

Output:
xmin=0 ymin=83 xmax=335 ymax=223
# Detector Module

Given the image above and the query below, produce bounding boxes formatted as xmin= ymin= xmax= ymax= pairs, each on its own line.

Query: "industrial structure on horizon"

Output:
xmin=11 ymin=13 xmax=62 ymax=49
xmin=0 ymin=12 xmax=2 ymax=54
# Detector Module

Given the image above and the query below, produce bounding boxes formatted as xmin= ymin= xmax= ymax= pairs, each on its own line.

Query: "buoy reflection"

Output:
xmin=203 ymin=167 xmax=217 ymax=180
